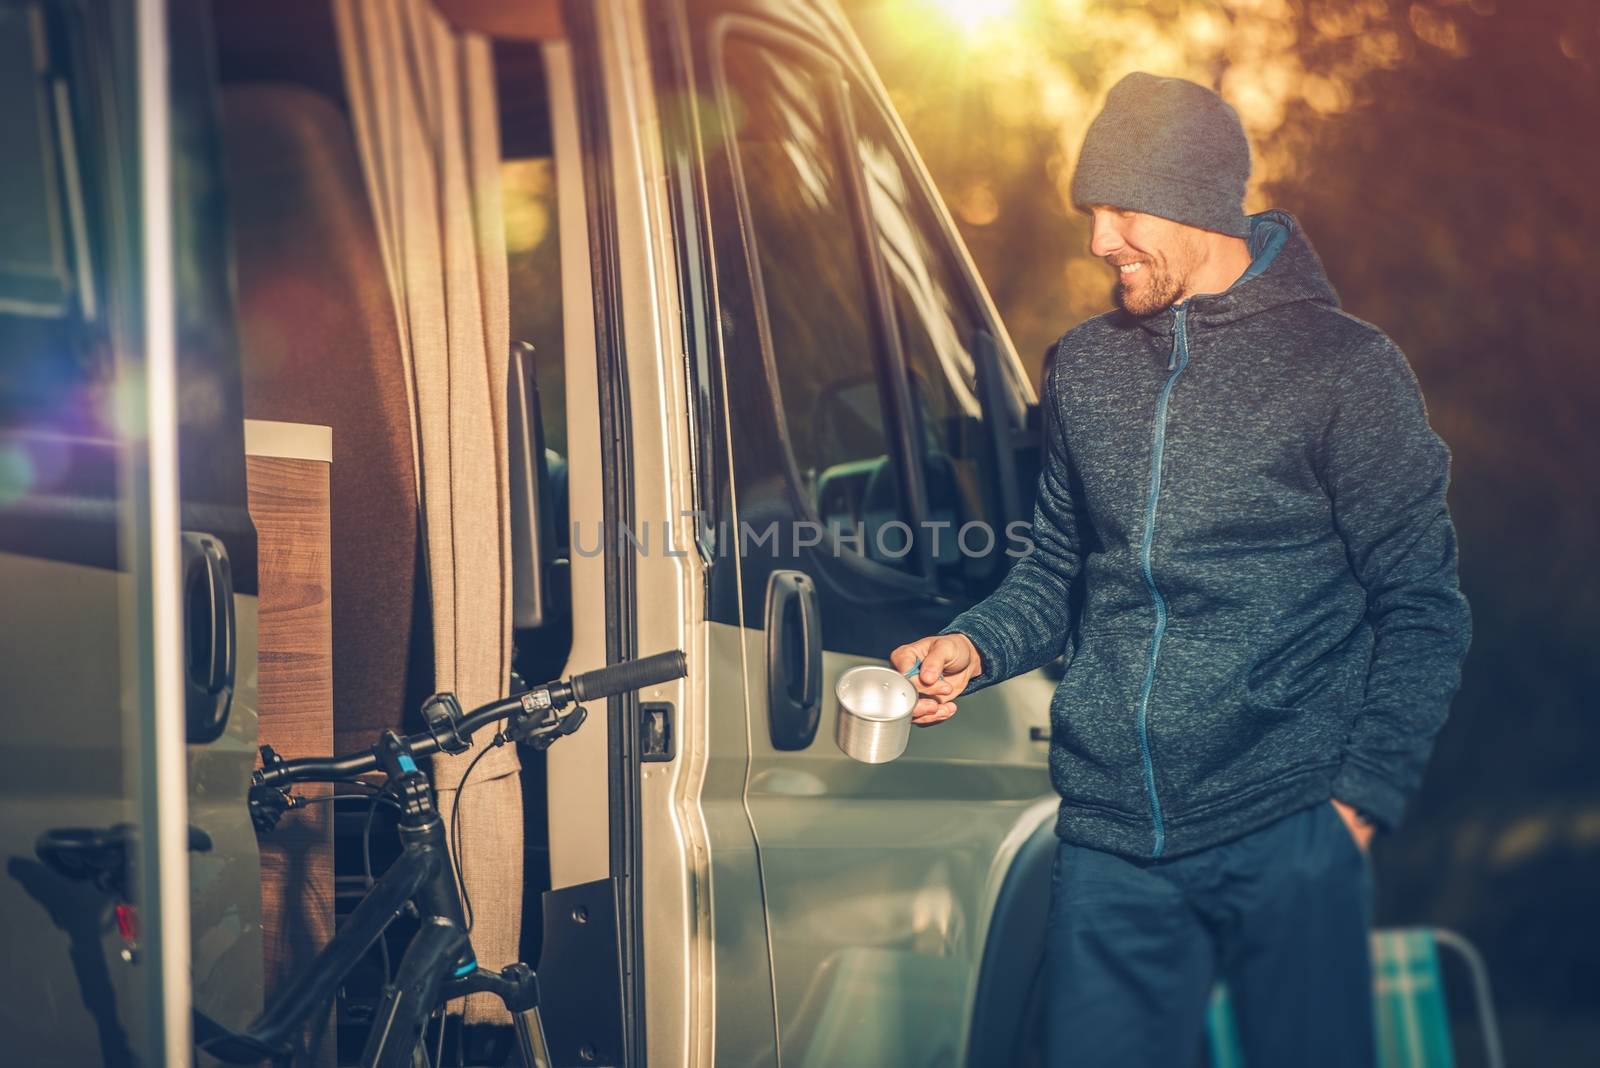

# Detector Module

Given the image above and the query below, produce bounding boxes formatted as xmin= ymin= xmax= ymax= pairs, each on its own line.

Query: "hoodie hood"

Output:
xmin=1135 ymin=209 xmax=1341 ymax=335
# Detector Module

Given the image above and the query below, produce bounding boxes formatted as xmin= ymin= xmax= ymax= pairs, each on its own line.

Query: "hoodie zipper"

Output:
xmin=1135 ymin=304 xmax=1191 ymax=858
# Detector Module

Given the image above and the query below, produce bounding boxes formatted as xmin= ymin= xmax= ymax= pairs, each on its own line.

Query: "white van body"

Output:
xmin=0 ymin=0 xmax=1062 ymax=1063
xmin=553 ymin=2 xmax=1061 ymax=1063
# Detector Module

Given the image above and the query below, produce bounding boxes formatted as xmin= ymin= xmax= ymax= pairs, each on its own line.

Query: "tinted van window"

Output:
xmin=0 ymin=2 xmax=106 ymax=432
xmin=851 ymin=92 xmax=1002 ymax=589
xmin=720 ymin=37 xmax=913 ymax=571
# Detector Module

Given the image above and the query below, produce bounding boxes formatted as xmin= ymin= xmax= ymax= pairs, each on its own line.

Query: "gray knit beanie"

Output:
xmin=1070 ymin=72 xmax=1252 ymax=238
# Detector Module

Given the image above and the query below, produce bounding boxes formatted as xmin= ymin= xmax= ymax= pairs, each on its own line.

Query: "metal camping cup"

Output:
xmin=834 ymin=662 xmax=921 ymax=764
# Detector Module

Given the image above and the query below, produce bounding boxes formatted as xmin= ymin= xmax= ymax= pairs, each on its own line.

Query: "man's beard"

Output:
xmin=1114 ymin=260 xmax=1185 ymax=317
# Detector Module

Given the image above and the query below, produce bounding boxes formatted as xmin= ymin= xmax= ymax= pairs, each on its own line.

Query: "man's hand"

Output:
xmin=890 ymin=634 xmax=983 ymax=727
xmin=1330 ymin=798 xmax=1375 ymax=852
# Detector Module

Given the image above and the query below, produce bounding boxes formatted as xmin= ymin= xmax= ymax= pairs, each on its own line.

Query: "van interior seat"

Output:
xmin=222 ymin=82 xmax=430 ymax=751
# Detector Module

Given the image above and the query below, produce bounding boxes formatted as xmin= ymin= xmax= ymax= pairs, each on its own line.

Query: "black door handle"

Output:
xmin=765 ymin=569 xmax=821 ymax=750
xmin=182 ymin=532 xmax=235 ymax=744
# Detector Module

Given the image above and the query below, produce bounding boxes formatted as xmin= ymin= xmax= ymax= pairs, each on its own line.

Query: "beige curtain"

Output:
xmin=332 ymin=0 xmax=521 ymax=1023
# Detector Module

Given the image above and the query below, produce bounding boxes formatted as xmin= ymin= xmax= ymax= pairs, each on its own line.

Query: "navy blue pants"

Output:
xmin=1045 ymin=802 xmax=1375 ymax=1067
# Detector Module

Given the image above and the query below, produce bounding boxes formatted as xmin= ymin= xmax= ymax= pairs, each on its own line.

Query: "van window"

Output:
xmin=497 ymin=38 xmax=573 ymax=686
xmin=720 ymin=36 xmax=914 ymax=571
xmin=851 ymin=92 xmax=1003 ymax=591
xmin=0 ymin=2 xmax=106 ymax=431
xmin=0 ymin=7 xmax=72 ymax=320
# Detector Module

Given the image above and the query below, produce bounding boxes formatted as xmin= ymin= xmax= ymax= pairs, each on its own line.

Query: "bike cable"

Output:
xmin=287 ymin=782 xmax=400 ymax=813
xmin=450 ymin=728 xmax=508 ymax=935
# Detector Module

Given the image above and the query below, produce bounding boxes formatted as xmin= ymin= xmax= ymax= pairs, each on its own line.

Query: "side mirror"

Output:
xmin=1015 ymin=399 xmax=1042 ymax=514
xmin=812 ymin=372 xmax=887 ymax=462
xmin=509 ymin=341 xmax=561 ymax=629
xmin=972 ymin=329 xmax=1041 ymax=528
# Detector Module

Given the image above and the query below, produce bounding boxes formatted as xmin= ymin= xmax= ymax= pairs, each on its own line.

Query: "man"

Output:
xmin=892 ymin=72 xmax=1470 ymax=1067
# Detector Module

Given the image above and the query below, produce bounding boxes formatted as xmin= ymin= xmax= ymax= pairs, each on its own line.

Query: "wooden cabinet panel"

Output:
xmin=246 ymin=421 xmax=333 ymax=1065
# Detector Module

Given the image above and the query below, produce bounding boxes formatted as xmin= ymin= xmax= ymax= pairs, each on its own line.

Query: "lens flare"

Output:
xmin=929 ymin=0 xmax=1016 ymax=33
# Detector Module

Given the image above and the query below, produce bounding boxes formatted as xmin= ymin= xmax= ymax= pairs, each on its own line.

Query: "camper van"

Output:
xmin=0 ymin=0 xmax=1060 ymax=1063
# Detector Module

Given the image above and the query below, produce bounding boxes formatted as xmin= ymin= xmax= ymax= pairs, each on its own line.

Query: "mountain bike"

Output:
xmin=194 ymin=650 xmax=688 ymax=1067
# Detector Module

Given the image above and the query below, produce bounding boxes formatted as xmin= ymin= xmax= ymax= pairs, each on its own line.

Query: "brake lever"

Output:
xmin=509 ymin=703 xmax=588 ymax=751
xmin=248 ymin=784 xmax=293 ymax=833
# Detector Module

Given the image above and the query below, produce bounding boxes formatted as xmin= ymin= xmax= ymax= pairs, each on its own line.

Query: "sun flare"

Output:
xmin=928 ymin=0 xmax=1016 ymax=33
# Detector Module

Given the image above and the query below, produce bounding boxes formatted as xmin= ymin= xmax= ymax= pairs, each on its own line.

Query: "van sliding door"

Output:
xmin=0 ymin=1 xmax=261 ymax=1062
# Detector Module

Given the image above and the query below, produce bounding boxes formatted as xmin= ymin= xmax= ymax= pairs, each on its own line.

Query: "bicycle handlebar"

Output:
xmin=571 ymin=650 xmax=687 ymax=702
xmin=254 ymin=650 xmax=687 ymax=788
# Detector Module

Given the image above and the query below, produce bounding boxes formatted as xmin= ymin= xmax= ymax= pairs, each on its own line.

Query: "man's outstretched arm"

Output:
xmin=892 ymin=357 xmax=1085 ymax=723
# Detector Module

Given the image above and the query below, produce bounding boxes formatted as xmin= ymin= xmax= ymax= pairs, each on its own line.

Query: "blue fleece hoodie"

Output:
xmin=945 ymin=210 xmax=1470 ymax=859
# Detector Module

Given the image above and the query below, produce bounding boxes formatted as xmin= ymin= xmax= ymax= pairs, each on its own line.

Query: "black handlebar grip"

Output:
xmin=571 ymin=650 xmax=688 ymax=702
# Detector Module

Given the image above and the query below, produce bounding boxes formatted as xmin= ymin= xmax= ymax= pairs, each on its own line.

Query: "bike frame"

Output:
xmin=200 ymin=738 xmax=551 ymax=1067
xmin=198 ymin=652 xmax=683 ymax=1065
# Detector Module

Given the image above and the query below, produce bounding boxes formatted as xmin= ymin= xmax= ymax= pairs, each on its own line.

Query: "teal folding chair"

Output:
xmin=1206 ymin=984 xmax=1245 ymax=1068
xmin=1205 ymin=928 xmax=1505 ymax=1068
